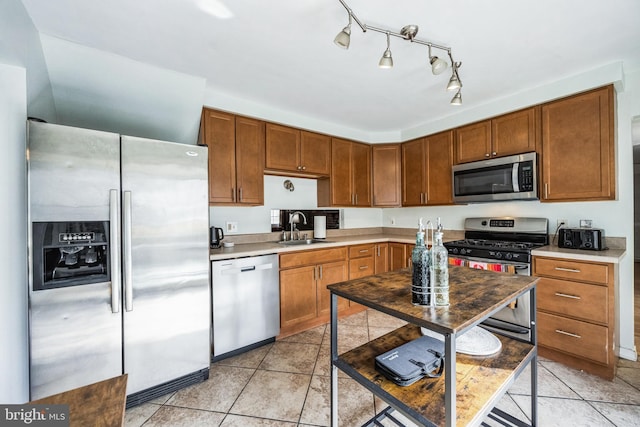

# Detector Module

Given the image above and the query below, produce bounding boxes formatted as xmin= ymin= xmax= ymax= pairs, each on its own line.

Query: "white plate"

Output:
xmin=420 ymin=326 xmax=502 ymax=356
xmin=222 ymin=242 xmax=235 ymax=248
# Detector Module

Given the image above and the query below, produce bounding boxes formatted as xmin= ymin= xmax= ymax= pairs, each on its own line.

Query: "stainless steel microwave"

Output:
xmin=452 ymin=152 xmax=538 ymax=203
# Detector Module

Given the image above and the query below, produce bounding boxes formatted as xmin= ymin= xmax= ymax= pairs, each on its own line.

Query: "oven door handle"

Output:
xmin=450 ymin=255 xmax=529 ymax=269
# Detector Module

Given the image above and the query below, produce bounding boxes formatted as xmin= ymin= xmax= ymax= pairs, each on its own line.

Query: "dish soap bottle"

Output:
xmin=431 ymin=217 xmax=449 ymax=306
xmin=411 ymin=218 xmax=432 ymax=306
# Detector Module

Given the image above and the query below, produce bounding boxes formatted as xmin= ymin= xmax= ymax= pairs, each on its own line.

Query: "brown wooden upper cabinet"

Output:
xmin=402 ymin=130 xmax=454 ymax=206
xmin=372 ymin=144 xmax=402 ymax=207
xmin=540 ymin=86 xmax=615 ymax=202
xmin=265 ymin=124 xmax=331 ymax=177
xmin=200 ymin=108 xmax=265 ymax=205
xmin=454 ymin=107 xmax=538 ymax=164
xmin=318 ymin=138 xmax=371 ymax=207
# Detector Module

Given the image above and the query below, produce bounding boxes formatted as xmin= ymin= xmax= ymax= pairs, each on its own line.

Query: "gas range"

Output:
xmin=444 ymin=217 xmax=549 ymax=263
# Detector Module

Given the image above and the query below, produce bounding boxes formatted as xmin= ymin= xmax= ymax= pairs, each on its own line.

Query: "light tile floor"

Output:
xmin=126 ymin=309 xmax=640 ymax=427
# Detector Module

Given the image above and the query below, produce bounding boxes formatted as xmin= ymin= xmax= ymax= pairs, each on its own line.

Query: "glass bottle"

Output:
xmin=411 ymin=220 xmax=432 ymax=306
xmin=431 ymin=219 xmax=449 ymax=306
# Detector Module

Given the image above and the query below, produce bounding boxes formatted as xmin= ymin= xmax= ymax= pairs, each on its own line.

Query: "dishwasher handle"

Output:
xmin=219 ymin=263 xmax=275 ymax=275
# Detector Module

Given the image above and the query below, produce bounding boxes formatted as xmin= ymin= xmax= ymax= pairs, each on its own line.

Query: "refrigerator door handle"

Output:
xmin=123 ymin=190 xmax=134 ymax=312
xmin=109 ymin=189 xmax=121 ymax=313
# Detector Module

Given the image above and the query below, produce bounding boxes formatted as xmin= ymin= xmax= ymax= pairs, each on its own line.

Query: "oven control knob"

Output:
xmin=505 ymin=253 xmax=513 ymax=260
xmin=460 ymin=249 xmax=467 ymax=255
xmin=451 ymin=248 xmax=458 ymax=254
xmin=494 ymin=252 xmax=503 ymax=259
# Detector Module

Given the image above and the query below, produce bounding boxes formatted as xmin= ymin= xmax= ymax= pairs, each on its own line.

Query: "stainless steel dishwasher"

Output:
xmin=211 ymin=254 xmax=279 ymax=360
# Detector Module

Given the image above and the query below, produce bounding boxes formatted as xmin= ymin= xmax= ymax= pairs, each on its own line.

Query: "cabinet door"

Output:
xmin=352 ymin=141 xmax=372 ymax=206
xmin=541 ymin=86 xmax=614 ymax=201
xmin=203 ymin=109 xmax=236 ymax=204
xmin=425 ymin=130 xmax=454 ymax=205
xmin=280 ymin=266 xmax=318 ymax=329
xmin=454 ymin=120 xmax=492 ymax=164
xmin=491 ymin=107 xmax=537 ymax=157
xmin=374 ymin=243 xmax=389 ymax=274
xmin=389 ymin=243 xmax=409 ymax=271
xmin=402 ymin=138 xmax=426 ymax=206
xmin=235 ymin=117 xmax=265 ymax=205
xmin=300 ymin=131 xmax=331 ymax=176
xmin=372 ymin=144 xmax=401 ymax=207
xmin=329 ymin=138 xmax=354 ymax=206
xmin=265 ymin=124 xmax=300 ymax=172
xmin=316 ymin=260 xmax=349 ymax=317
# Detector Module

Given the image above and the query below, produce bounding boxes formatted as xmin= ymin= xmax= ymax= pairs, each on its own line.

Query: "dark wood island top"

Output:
xmin=327 ymin=265 xmax=538 ymax=335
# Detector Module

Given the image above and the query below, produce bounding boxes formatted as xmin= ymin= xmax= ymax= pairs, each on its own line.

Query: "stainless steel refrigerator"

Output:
xmin=27 ymin=121 xmax=210 ymax=406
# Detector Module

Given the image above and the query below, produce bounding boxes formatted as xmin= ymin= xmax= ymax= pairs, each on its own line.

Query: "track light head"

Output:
xmin=428 ymin=45 xmax=448 ymax=75
xmin=447 ymin=72 xmax=461 ymax=91
xmin=378 ymin=33 xmax=393 ymax=69
xmin=451 ymin=90 xmax=462 ymax=105
xmin=334 ymin=24 xmax=352 ymax=49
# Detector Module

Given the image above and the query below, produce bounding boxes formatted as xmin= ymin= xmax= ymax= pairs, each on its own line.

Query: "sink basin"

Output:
xmin=278 ymin=239 xmax=334 ymax=246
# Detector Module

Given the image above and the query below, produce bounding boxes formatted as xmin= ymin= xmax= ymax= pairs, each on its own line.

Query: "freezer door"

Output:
xmin=27 ymin=122 xmax=123 ymax=400
xmin=27 ymin=121 xmax=121 ymax=222
xmin=121 ymin=136 xmax=210 ymax=395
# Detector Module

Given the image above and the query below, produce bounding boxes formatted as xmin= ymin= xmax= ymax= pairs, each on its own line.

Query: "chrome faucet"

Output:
xmin=289 ymin=211 xmax=307 ymax=240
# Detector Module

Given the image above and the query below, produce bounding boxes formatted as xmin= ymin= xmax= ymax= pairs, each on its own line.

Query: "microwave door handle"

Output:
xmin=512 ymin=163 xmax=519 ymax=192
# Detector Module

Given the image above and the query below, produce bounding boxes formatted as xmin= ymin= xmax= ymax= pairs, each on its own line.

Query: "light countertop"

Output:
xmin=531 ymin=245 xmax=626 ymax=264
xmin=211 ymin=232 xmax=626 ymax=264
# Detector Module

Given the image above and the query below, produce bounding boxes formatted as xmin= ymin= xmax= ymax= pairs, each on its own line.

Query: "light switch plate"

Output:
xmin=580 ymin=219 xmax=593 ymax=228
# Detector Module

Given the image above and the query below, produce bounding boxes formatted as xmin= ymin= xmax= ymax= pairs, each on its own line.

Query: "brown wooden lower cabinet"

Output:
xmin=374 ymin=243 xmax=389 ymax=274
xmin=533 ymin=256 xmax=616 ymax=379
xmin=389 ymin=243 xmax=412 ymax=271
xmin=279 ymin=246 xmax=363 ymax=338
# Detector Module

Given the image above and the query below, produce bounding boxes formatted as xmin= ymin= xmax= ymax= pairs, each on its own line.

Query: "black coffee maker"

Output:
xmin=210 ymin=227 xmax=224 ymax=248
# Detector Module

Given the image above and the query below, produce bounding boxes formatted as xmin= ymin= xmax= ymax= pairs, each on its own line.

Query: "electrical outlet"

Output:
xmin=226 ymin=221 xmax=238 ymax=233
xmin=557 ymin=219 xmax=567 ymax=229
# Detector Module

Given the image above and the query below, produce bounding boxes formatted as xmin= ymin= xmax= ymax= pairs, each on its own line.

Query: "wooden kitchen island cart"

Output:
xmin=328 ymin=267 xmax=539 ymax=426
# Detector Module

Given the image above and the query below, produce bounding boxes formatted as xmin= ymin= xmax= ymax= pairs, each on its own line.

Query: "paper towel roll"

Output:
xmin=314 ymin=216 xmax=327 ymax=239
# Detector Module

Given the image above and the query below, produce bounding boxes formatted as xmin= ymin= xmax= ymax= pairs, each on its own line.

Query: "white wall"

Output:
xmin=210 ymin=175 xmax=381 ymax=234
xmin=0 ymin=64 xmax=29 ymax=402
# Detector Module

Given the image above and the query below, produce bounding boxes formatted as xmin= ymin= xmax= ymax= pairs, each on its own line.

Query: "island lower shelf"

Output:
xmin=335 ymin=324 xmax=535 ymax=426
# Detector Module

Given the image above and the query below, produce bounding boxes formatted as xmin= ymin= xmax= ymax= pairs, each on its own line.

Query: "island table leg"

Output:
xmin=444 ymin=332 xmax=456 ymax=426
xmin=330 ymin=292 xmax=338 ymax=427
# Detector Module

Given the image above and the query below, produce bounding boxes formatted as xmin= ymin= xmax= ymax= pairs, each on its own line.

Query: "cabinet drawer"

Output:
xmin=280 ymin=247 xmax=347 ymax=269
xmin=534 ymin=257 xmax=609 ymax=285
xmin=349 ymin=256 xmax=374 ymax=279
xmin=538 ymin=312 xmax=609 ymax=365
xmin=349 ymin=244 xmax=375 ymax=259
xmin=537 ymin=277 xmax=608 ymax=323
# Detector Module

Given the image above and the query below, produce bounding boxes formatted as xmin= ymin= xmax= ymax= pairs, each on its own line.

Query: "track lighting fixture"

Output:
xmin=334 ymin=0 xmax=464 ymax=105
xmin=378 ymin=33 xmax=393 ymax=69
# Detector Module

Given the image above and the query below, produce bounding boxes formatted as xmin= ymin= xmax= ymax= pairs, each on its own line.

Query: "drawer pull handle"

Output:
xmin=359 ymin=265 xmax=369 ymax=270
xmin=554 ymin=292 xmax=581 ymax=300
xmin=554 ymin=267 xmax=581 ymax=273
xmin=555 ymin=329 xmax=582 ymax=339
xmin=359 ymin=249 xmax=369 ymax=253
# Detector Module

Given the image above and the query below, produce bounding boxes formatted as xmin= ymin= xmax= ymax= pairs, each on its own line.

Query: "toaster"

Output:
xmin=558 ymin=228 xmax=605 ymax=251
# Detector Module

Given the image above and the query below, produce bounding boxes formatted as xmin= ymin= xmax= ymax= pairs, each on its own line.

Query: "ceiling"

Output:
xmin=19 ymin=0 xmax=640 ymax=143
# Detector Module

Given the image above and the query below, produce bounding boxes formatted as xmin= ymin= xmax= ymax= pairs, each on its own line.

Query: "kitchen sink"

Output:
xmin=278 ymin=239 xmax=334 ymax=246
